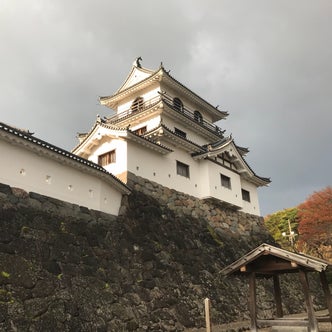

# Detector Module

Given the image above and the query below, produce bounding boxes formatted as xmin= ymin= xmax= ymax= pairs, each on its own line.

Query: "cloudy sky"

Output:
xmin=1 ymin=0 xmax=331 ymax=216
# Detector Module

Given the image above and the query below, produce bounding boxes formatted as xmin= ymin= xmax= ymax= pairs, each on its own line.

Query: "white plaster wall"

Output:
xmin=125 ymin=141 xmax=261 ymax=215
xmin=160 ymin=84 xmax=214 ymax=123
xmin=205 ymin=162 xmax=243 ymax=208
xmin=126 ymin=143 xmax=203 ymax=198
xmin=88 ymin=139 xmax=127 ymax=176
xmin=0 ymin=140 xmax=123 ymax=215
xmin=240 ymin=179 xmax=261 ymax=215
xmin=161 ymin=115 xmax=210 ymax=146
xmin=130 ymin=116 xmax=161 ymax=132
xmin=117 ymin=87 xmax=160 ymax=113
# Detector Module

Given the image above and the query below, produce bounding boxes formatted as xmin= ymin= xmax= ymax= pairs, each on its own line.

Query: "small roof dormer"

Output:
xmin=100 ymin=57 xmax=156 ymax=109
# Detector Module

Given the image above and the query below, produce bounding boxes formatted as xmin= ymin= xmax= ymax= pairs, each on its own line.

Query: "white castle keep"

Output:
xmin=73 ymin=58 xmax=270 ymax=216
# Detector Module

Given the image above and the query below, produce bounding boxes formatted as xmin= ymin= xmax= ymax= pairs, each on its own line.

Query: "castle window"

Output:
xmin=220 ymin=174 xmax=231 ymax=189
xmin=174 ymin=127 xmax=187 ymax=138
xmin=176 ymin=161 xmax=190 ymax=178
xmin=134 ymin=126 xmax=147 ymax=136
xmin=131 ymin=97 xmax=144 ymax=112
xmin=242 ymin=189 xmax=251 ymax=202
xmin=98 ymin=150 xmax=116 ymax=166
xmin=173 ymin=97 xmax=183 ymax=112
xmin=194 ymin=111 xmax=203 ymax=123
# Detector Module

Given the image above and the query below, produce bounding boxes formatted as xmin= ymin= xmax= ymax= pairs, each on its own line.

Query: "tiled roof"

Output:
xmin=0 ymin=122 xmax=131 ymax=194
xmin=143 ymin=124 xmax=205 ymax=153
xmin=220 ymin=243 xmax=332 ymax=277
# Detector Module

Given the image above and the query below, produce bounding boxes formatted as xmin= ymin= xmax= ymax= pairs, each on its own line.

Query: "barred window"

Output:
xmin=173 ymin=97 xmax=184 ymax=112
xmin=98 ymin=150 xmax=116 ymax=166
xmin=194 ymin=110 xmax=203 ymax=123
xmin=220 ymin=174 xmax=231 ymax=189
xmin=131 ymin=97 xmax=144 ymax=112
xmin=242 ymin=189 xmax=251 ymax=202
xmin=176 ymin=161 xmax=190 ymax=178
xmin=134 ymin=126 xmax=147 ymax=136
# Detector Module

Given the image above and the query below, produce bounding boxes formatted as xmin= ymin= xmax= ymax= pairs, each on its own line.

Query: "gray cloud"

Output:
xmin=1 ymin=0 xmax=331 ymax=215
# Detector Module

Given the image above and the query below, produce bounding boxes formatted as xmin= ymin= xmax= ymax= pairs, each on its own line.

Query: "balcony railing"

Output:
xmin=161 ymin=94 xmax=224 ymax=137
xmin=106 ymin=95 xmax=161 ymax=123
xmin=106 ymin=94 xmax=224 ymax=137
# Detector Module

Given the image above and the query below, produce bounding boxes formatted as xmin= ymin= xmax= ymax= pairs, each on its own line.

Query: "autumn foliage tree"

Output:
xmin=297 ymin=186 xmax=332 ymax=259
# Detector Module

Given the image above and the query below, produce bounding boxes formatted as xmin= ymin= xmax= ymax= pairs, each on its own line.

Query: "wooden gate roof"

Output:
xmin=220 ymin=243 xmax=332 ymax=277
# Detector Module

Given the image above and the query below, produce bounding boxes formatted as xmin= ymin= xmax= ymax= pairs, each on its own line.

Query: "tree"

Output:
xmin=297 ymin=186 xmax=332 ymax=259
xmin=264 ymin=207 xmax=298 ymax=251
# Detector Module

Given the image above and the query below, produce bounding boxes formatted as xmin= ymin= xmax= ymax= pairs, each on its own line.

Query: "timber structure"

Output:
xmin=221 ymin=243 xmax=332 ymax=332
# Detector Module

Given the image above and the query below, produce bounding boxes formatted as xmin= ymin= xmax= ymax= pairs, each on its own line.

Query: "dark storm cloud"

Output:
xmin=1 ymin=0 xmax=331 ymax=215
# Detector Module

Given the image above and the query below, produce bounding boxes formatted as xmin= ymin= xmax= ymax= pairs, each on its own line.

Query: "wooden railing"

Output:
xmin=106 ymin=95 xmax=224 ymax=137
xmin=161 ymin=94 xmax=224 ymax=137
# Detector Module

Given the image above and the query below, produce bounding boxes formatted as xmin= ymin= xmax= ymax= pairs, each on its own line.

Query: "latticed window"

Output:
xmin=176 ymin=161 xmax=190 ymax=178
xmin=98 ymin=150 xmax=116 ymax=166
xmin=173 ymin=97 xmax=183 ymax=112
xmin=220 ymin=174 xmax=231 ymax=189
xmin=134 ymin=126 xmax=147 ymax=136
xmin=242 ymin=189 xmax=251 ymax=202
xmin=194 ymin=110 xmax=203 ymax=123
xmin=131 ymin=97 xmax=144 ymax=112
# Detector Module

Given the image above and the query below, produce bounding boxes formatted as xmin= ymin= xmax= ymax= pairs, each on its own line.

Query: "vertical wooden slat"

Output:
xmin=320 ymin=271 xmax=332 ymax=324
xmin=299 ymin=269 xmax=318 ymax=332
xmin=204 ymin=298 xmax=211 ymax=332
xmin=249 ymin=272 xmax=258 ymax=332
xmin=273 ymin=274 xmax=283 ymax=318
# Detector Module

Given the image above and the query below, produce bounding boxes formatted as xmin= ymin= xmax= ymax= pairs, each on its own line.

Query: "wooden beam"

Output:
xmin=273 ymin=275 xmax=283 ymax=318
xmin=249 ymin=272 xmax=258 ymax=332
xmin=320 ymin=271 xmax=332 ymax=325
xmin=298 ymin=270 xmax=318 ymax=332
xmin=258 ymin=318 xmax=308 ymax=326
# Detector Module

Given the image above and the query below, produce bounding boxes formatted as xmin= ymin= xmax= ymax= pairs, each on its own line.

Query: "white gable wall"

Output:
xmin=87 ymin=138 xmax=128 ymax=177
xmin=0 ymin=139 xmax=123 ymax=215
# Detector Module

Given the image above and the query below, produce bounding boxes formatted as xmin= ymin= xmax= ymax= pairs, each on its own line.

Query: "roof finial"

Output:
xmin=134 ymin=57 xmax=142 ymax=68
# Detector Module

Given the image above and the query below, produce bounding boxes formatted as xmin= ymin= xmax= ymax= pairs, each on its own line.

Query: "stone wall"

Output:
xmin=127 ymin=173 xmax=265 ymax=241
xmin=0 ymin=178 xmax=316 ymax=331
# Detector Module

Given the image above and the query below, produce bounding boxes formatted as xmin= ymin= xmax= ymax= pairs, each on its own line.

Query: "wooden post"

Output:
xmin=249 ymin=272 xmax=258 ymax=332
xmin=205 ymin=298 xmax=211 ymax=332
xmin=320 ymin=271 xmax=332 ymax=324
xmin=299 ymin=269 xmax=319 ymax=332
xmin=273 ymin=274 xmax=283 ymax=318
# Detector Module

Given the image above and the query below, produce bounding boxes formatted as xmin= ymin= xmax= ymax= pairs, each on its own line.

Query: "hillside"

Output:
xmin=0 ymin=177 xmax=309 ymax=331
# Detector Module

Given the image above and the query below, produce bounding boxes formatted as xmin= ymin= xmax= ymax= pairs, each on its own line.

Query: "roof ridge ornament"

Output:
xmin=133 ymin=57 xmax=142 ymax=68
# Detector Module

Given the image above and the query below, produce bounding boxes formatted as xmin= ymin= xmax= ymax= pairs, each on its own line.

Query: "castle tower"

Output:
xmin=72 ymin=58 xmax=270 ymax=215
